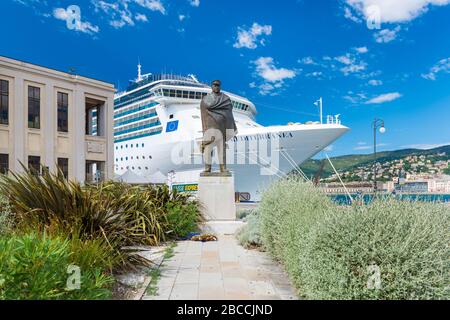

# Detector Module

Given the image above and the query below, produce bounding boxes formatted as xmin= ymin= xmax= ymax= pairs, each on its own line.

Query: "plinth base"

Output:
xmin=198 ymin=175 xmax=236 ymax=221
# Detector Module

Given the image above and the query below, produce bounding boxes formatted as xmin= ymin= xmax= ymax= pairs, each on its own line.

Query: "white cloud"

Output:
xmin=368 ymin=79 xmax=383 ymax=86
xmin=366 ymin=92 xmax=402 ymax=104
xmin=301 ymin=47 xmax=378 ymax=80
xmin=401 ymin=142 xmax=450 ymax=149
xmin=344 ymin=6 xmax=362 ymax=23
xmin=189 ymin=0 xmax=200 ymax=7
xmin=335 ymin=53 xmax=368 ymax=76
xmin=354 ymin=145 xmax=371 ymax=150
xmin=233 ymin=22 xmax=272 ymax=49
xmin=179 ymin=14 xmax=186 ymax=21
xmin=135 ymin=13 xmax=148 ymax=22
xmin=343 ymin=0 xmax=450 ymax=24
xmin=252 ymin=57 xmax=296 ymax=95
xmin=298 ymin=56 xmax=317 ymax=65
xmin=354 ymin=46 xmax=368 ymax=53
xmin=306 ymin=71 xmax=323 ymax=78
xmin=354 ymin=143 xmax=386 ymax=151
xmin=343 ymin=91 xmax=368 ymax=104
xmin=92 ymin=0 xmax=165 ymax=29
xmin=134 ymin=0 xmax=166 ymax=14
xmin=254 ymin=57 xmax=296 ymax=82
xmin=53 ymin=7 xmax=100 ymax=34
xmin=422 ymin=57 xmax=450 ymax=80
xmin=374 ymin=26 xmax=401 ymax=43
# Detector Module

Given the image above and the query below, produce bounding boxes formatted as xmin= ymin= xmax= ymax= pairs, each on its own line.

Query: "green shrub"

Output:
xmin=165 ymin=202 xmax=201 ymax=239
xmin=0 ymin=233 xmax=113 ymax=300
xmin=236 ymin=210 xmax=263 ymax=248
xmin=302 ymin=199 xmax=449 ymax=300
xmin=259 ymin=177 xmax=450 ymax=300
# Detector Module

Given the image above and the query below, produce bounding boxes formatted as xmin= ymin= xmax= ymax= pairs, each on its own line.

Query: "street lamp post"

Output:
xmin=372 ymin=118 xmax=386 ymax=193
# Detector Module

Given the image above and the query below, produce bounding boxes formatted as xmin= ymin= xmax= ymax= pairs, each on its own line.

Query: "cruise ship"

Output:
xmin=113 ymin=66 xmax=350 ymax=201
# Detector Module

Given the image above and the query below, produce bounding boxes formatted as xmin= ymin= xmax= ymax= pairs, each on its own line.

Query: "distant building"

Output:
xmin=0 ymin=56 xmax=115 ymax=182
xmin=321 ymin=182 xmax=375 ymax=194
xmin=395 ymin=181 xmax=429 ymax=193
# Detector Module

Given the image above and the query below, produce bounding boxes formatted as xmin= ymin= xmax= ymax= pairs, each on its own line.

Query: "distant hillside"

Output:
xmin=299 ymin=145 xmax=450 ymax=179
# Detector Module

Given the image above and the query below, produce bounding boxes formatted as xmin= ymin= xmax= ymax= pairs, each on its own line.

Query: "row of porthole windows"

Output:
xmin=116 ymin=166 xmax=149 ymax=171
xmin=115 ymin=143 xmax=145 ymax=150
xmin=115 ymin=155 xmax=153 ymax=162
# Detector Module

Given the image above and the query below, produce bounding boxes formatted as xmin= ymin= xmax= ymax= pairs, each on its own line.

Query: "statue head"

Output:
xmin=211 ymin=80 xmax=221 ymax=94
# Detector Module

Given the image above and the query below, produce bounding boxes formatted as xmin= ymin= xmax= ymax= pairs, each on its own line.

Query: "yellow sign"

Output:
xmin=173 ymin=184 xmax=198 ymax=193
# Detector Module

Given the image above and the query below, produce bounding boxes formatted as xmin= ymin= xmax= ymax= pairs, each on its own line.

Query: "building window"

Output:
xmin=57 ymin=92 xmax=69 ymax=132
xmin=0 ymin=154 xmax=8 ymax=174
xmin=0 ymin=80 xmax=8 ymax=125
xmin=57 ymin=158 xmax=69 ymax=179
xmin=28 ymin=156 xmax=41 ymax=175
xmin=28 ymin=86 xmax=41 ymax=129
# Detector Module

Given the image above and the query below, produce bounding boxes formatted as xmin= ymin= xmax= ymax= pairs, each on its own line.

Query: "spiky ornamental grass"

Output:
xmin=0 ymin=167 xmax=201 ymax=272
xmin=259 ymin=177 xmax=450 ymax=300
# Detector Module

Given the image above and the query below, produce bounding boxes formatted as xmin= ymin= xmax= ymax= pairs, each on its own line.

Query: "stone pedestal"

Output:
xmin=198 ymin=174 xmax=236 ymax=221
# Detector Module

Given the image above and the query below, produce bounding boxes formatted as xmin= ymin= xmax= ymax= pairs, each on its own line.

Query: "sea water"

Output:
xmin=330 ymin=193 xmax=450 ymax=205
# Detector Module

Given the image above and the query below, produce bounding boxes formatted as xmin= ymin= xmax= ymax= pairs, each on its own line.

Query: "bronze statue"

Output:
xmin=200 ymin=80 xmax=237 ymax=175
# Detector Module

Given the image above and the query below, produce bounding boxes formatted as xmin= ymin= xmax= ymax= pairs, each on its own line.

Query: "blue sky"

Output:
xmin=1 ymin=0 xmax=449 ymax=157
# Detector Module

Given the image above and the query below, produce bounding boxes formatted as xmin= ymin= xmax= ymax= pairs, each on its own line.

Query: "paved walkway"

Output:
xmin=142 ymin=235 xmax=298 ymax=300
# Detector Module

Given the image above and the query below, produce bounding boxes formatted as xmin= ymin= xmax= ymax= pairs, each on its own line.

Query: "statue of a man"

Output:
xmin=200 ymin=80 xmax=237 ymax=174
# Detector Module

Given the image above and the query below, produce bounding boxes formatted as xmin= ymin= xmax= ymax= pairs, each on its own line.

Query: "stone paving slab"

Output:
xmin=142 ymin=234 xmax=299 ymax=300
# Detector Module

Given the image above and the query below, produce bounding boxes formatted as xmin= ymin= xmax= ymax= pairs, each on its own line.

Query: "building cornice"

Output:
xmin=0 ymin=55 xmax=115 ymax=92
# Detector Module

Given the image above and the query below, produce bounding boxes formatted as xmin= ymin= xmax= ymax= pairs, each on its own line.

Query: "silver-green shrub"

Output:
xmin=259 ymin=177 xmax=334 ymax=288
xmin=303 ymin=199 xmax=449 ymax=299
xmin=236 ymin=210 xmax=262 ymax=248
xmin=259 ymin=177 xmax=450 ymax=299
xmin=236 ymin=208 xmax=256 ymax=220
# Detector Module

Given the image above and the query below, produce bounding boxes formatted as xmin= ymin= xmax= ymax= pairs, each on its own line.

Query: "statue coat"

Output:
xmin=200 ymin=92 xmax=237 ymax=142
